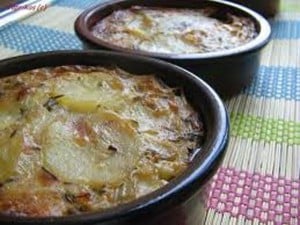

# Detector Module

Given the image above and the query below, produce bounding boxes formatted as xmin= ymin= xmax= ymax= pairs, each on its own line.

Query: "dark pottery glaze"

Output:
xmin=229 ymin=0 xmax=280 ymax=17
xmin=74 ymin=0 xmax=271 ymax=98
xmin=0 ymin=50 xmax=229 ymax=225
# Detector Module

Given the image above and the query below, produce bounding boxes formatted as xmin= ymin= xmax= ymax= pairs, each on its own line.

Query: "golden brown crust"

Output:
xmin=0 ymin=189 xmax=67 ymax=217
xmin=0 ymin=66 xmax=203 ymax=217
xmin=92 ymin=6 xmax=257 ymax=54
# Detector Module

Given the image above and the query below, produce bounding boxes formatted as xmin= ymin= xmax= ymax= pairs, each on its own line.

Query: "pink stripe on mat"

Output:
xmin=207 ymin=167 xmax=299 ymax=225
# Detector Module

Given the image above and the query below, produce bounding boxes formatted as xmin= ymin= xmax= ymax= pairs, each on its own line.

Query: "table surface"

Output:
xmin=0 ymin=1 xmax=299 ymax=224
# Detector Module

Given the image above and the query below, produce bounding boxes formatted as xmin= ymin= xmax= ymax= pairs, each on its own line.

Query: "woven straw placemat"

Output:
xmin=0 ymin=1 xmax=299 ymax=224
xmin=205 ymin=1 xmax=300 ymax=224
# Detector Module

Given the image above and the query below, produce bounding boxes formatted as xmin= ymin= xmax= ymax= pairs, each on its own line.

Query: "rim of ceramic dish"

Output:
xmin=0 ymin=50 xmax=229 ymax=224
xmin=75 ymin=0 xmax=271 ymax=60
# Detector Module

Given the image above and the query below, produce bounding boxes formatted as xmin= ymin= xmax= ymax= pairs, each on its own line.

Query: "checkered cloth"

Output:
xmin=0 ymin=1 xmax=299 ymax=224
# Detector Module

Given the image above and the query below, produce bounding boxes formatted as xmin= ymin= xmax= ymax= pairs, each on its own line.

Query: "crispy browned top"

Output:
xmin=92 ymin=6 xmax=257 ymax=54
xmin=0 ymin=66 xmax=203 ymax=217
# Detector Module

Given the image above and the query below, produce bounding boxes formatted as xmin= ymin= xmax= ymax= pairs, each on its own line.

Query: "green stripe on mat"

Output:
xmin=230 ymin=113 xmax=300 ymax=145
xmin=281 ymin=4 xmax=300 ymax=12
xmin=281 ymin=1 xmax=300 ymax=12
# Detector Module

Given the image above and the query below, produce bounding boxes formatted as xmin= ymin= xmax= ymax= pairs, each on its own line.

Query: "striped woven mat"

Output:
xmin=0 ymin=1 xmax=299 ymax=225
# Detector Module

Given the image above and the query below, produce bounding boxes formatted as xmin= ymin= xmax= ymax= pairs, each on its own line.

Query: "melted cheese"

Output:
xmin=0 ymin=66 xmax=203 ymax=217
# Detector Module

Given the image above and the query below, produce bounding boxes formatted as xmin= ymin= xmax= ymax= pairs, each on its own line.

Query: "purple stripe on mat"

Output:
xmin=207 ymin=167 xmax=299 ymax=225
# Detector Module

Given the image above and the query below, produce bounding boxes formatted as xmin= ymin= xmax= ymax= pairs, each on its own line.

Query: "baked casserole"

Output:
xmin=92 ymin=6 xmax=257 ymax=54
xmin=0 ymin=66 xmax=203 ymax=217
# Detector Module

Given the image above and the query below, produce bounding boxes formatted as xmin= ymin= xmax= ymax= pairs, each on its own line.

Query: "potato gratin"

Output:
xmin=0 ymin=66 xmax=203 ymax=217
xmin=92 ymin=6 xmax=257 ymax=54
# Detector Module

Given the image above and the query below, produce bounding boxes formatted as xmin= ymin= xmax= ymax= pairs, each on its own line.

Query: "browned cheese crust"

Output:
xmin=0 ymin=66 xmax=203 ymax=217
xmin=92 ymin=6 xmax=257 ymax=54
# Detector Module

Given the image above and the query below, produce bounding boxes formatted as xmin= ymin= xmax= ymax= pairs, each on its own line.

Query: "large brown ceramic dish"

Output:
xmin=75 ymin=0 xmax=271 ymax=98
xmin=0 ymin=50 xmax=229 ymax=225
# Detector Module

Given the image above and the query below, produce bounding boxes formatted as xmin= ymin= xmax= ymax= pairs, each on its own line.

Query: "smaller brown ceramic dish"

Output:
xmin=75 ymin=0 xmax=271 ymax=98
xmin=229 ymin=0 xmax=280 ymax=17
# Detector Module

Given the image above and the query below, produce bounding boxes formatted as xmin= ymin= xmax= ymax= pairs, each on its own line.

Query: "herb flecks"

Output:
xmin=43 ymin=95 xmax=64 ymax=111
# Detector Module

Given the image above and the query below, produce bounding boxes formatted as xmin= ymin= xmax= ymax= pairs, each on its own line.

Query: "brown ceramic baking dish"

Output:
xmin=74 ymin=0 xmax=271 ymax=98
xmin=0 ymin=50 xmax=229 ymax=225
xmin=229 ymin=0 xmax=280 ymax=17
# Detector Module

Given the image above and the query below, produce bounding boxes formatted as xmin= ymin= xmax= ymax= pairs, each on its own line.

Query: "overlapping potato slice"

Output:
xmin=56 ymin=94 xmax=126 ymax=114
xmin=0 ymin=66 xmax=202 ymax=216
xmin=50 ymin=72 xmax=129 ymax=113
xmin=0 ymin=128 xmax=23 ymax=182
xmin=0 ymin=105 xmax=20 ymax=130
xmin=0 ymin=88 xmax=23 ymax=129
xmin=123 ymin=28 xmax=149 ymax=40
xmin=41 ymin=110 xmax=141 ymax=187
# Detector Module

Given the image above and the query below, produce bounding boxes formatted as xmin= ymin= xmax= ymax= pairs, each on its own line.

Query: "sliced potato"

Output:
xmin=57 ymin=94 xmax=127 ymax=113
xmin=155 ymin=160 xmax=187 ymax=180
xmin=0 ymin=65 xmax=202 ymax=216
xmin=42 ymin=110 xmax=141 ymax=187
xmin=123 ymin=28 xmax=149 ymax=40
xmin=52 ymin=74 xmax=129 ymax=113
xmin=0 ymin=129 xmax=23 ymax=182
xmin=0 ymin=111 xmax=20 ymax=131
xmin=57 ymin=97 xmax=99 ymax=113
xmin=141 ymin=13 xmax=153 ymax=27
xmin=135 ymin=176 xmax=167 ymax=197
xmin=0 ymin=100 xmax=21 ymax=130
